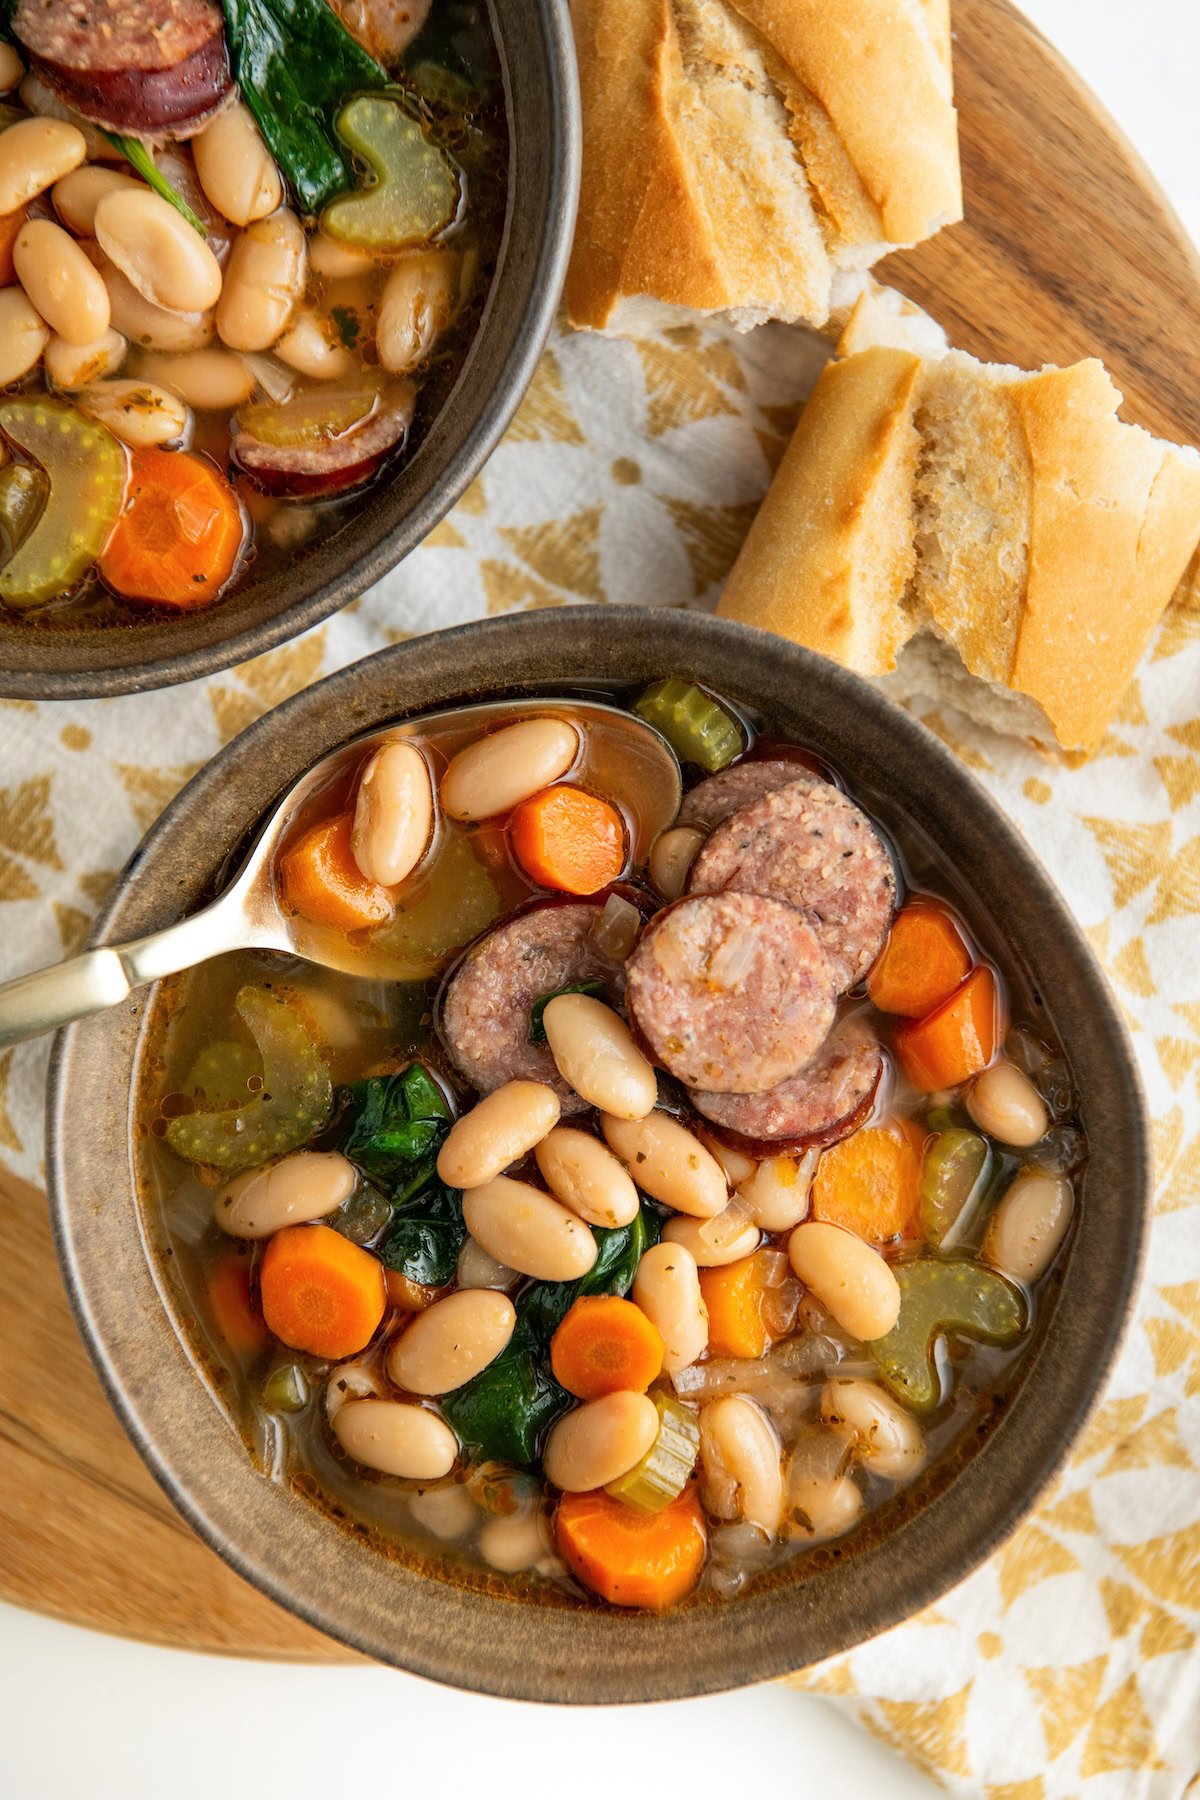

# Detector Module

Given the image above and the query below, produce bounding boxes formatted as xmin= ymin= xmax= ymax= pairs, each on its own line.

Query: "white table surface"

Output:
xmin=3 ymin=7 xmax=1197 ymax=1797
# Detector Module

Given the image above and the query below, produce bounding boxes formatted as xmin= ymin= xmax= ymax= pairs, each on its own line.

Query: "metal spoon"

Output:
xmin=0 ymin=698 xmax=682 ymax=1049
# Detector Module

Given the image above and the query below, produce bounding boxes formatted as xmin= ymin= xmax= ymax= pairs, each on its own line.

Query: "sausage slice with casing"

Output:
xmin=691 ymin=1015 xmax=885 ymax=1154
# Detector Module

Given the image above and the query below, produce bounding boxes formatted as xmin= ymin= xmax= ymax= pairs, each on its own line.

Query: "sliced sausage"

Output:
xmin=688 ymin=779 xmax=896 ymax=991
xmin=14 ymin=0 xmax=232 ymax=137
xmin=625 ymin=892 xmax=835 ymax=1094
xmin=231 ymin=388 xmax=415 ymax=499
xmin=690 ymin=1016 xmax=884 ymax=1154
xmin=677 ymin=760 xmax=810 ymax=833
xmin=328 ymin=0 xmax=432 ymax=61
xmin=439 ymin=901 xmax=625 ymax=1112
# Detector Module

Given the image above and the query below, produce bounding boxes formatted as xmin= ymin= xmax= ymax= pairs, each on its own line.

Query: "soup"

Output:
xmin=140 ymin=680 xmax=1084 ymax=1610
xmin=0 ymin=0 xmax=506 ymax=626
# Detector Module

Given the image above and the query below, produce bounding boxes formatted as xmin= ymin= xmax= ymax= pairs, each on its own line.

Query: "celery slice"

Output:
xmin=263 ymin=1362 xmax=309 ymax=1412
xmin=920 ymin=1129 xmax=991 ymax=1249
xmin=634 ymin=678 xmax=743 ymax=773
xmin=869 ymin=1259 xmax=1025 ymax=1413
xmin=0 ymin=463 xmax=48 ymax=562
xmin=323 ymin=95 xmax=460 ymax=251
xmin=0 ymin=400 xmax=125 ymax=611
xmin=606 ymin=1392 xmax=700 ymax=1513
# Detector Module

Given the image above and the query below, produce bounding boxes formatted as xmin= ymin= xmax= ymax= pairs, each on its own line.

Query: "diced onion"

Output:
xmin=589 ymin=891 xmax=642 ymax=961
xmin=706 ymin=924 xmax=759 ymax=990
xmin=242 ymin=352 xmax=297 ymax=404
xmin=698 ymin=1192 xmax=758 ymax=1252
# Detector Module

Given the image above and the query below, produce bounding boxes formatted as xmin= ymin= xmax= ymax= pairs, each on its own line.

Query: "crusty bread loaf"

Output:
xmin=566 ymin=0 xmax=963 ymax=335
xmin=717 ymin=345 xmax=1200 ymax=751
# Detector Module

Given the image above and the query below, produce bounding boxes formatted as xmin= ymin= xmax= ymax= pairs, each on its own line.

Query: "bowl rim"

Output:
xmin=0 ymin=0 xmax=581 ymax=702
xmin=45 ymin=610 xmax=1150 ymax=1699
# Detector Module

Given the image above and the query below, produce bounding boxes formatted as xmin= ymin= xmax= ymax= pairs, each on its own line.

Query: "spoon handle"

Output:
xmin=0 ymin=898 xmax=262 ymax=1049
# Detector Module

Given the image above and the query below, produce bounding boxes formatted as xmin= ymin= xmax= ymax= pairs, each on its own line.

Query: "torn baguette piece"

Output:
xmin=566 ymin=0 xmax=963 ymax=335
xmin=717 ymin=345 xmax=1200 ymax=751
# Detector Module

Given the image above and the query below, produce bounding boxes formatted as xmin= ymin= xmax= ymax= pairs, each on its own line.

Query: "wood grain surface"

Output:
xmin=4 ymin=0 xmax=1199 ymax=1661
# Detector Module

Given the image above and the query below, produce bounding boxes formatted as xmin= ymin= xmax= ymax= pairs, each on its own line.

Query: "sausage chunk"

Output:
xmin=232 ymin=389 xmax=415 ymax=499
xmin=690 ymin=1016 xmax=884 ymax=1153
xmin=625 ymin=892 xmax=835 ymax=1093
xmin=677 ymin=759 xmax=811 ymax=833
xmin=439 ymin=901 xmax=625 ymax=1112
xmin=14 ymin=0 xmax=232 ymax=137
xmin=688 ymin=778 xmax=896 ymax=991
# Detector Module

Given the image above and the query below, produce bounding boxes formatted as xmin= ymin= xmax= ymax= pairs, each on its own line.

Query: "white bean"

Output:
xmin=0 ymin=43 xmax=23 ymax=91
xmin=217 ymin=207 xmax=306 ymax=352
xmin=738 ymin=1152 xmax=817 ymax=1233
xmin=377 ymin=249 xmax=457 ymax=374
xmin=544 ymin=995 xmax=657 ymax=1121
xmin=45 ymin=327 xmax=127 ymax=390
xmin=786 ymin=1470 xmax=864 ymax=1542
xmin=76 ymin=378 xmax=189 ymax=447
xmin=699 ymin=1132 xmax=756 ymax=1186
xmin=100 ymin=257 xmax=215 ymax=352
xmin=437 ymin=1081 xmax=561 ymax=1190
xmin=820 ymin=1378 xmax=926 ymax=1481
xmin=309 ymin=230 xmax=376 ymax=279
xmin=478 ymin=1509 xmax=551 ymax=1574
xmin=387 ymin=1289 xmax=516 ymax=1395
xmin=53 ymin=166 xmax=142 ymax=236
xmin=787 ymin=1221 xmax=901 ymax=1341
xmin=325 ymin=1357 xmax=382 ymax=1422
xmin=543 ymin=1391 xmax=659 ymax=1492
xmin=533 ymin=1127 xmax=640 ymax=1229
xmin=441 ymin=718 xmax=579 ymax=821
xmin=214 ymin=1149 xmax=357 ymax=1238
xmin=18 ymin=72 xmax=116 ymax=163
xmin=650 ymin=825 xmax=706 ymax=900
xmin=982 ymin=1169 xmax=1073 ymax=1283
xmin=137 ymin=348 xmax=254 ymax=410
xmin=662 ymin=1212 xmax=760 ymax=1266
xmin=462 ymin=1176 xmax=597 ymax=1281
xmin=408 ymin=1480 xmax=477 ymax=1539
xmin=0 ymin=287 xmax=49 ymax=385
xmin=14 ymin=218 xmax=109 ymax=345
xmin=632 ymin=1241 xmax=708 ymax=1373
xmin=94 ymin=189 xmax=222 ymax=314
xmin=192 ymin=100 xmax=282 ymax=226
xmin=700 ymin=1396 xmax=783 ymax=1535
xmin=602 ymin=1111 xmax=727 ymax=1218
xmin=351 ymin=740 xmax=434 ymax=887
xmin=0 ymin=118 xmax=86 ymax=215
xmin=333 ymin=1398 xmax=457 ymax=1479
xmin=456 ymin=1237 xmax=518 ymax=1291
xmin=273 ymin=306 xmax=355 ymax=380
xmin=967 ymin=1060 xmax=1049 ymax=1148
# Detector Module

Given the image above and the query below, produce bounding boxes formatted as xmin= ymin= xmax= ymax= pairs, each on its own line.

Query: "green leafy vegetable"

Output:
xmin=321 ymin=93 xmax=459 ymax=250
xmin=634 ymin=678 xmax=743 ymax=773
xmin=379 ymin=1179 xmax=465 ymax=1286
xmin=336 ymin=1063 xmax=451 ymax=1201
xmin=869 ymin=1257 xmax=1026 ymax=1413
xmin=330 ymin=1183 xmax=393 ymax=1246
xmin=219 ymin=0 xmax=388 ymax=214
xmin=528 ymin=980 xmax=605 ymax=1045
xmin=101 ymin=133 xmax=209 ymax=236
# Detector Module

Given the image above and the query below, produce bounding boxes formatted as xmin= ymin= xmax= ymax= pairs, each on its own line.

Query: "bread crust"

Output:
xmin=566 ymin=0 xmax=961 ymax=332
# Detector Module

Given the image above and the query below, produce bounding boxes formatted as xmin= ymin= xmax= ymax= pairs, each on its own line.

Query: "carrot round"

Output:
xmin=281 ymin=812 xmax=394 ymax=933
xmin=810 ymin=1120 xmax=924 ymax=1243
xmin=868 ymin=898 xmax=972 ymax=1017
xmin=895 ymin=966 xmax=1005 ymax=1093
xmin=556 ymin=1487 xmax=707 ymax=1610
xmin=260 ymin=1223 xmax=386 ymax=1359
xmin=550 ymin=1295 xmax=665 ymax=1399
xmin=510 ymin=785 xmax=626 ymax=894
xmin=699 ymin=1249 xmax=786 ymax=1360
xmin=99 ymin=446 xmax=245 ymax=609
xmin=207 ymin=1245 xmax=270 ymax=1359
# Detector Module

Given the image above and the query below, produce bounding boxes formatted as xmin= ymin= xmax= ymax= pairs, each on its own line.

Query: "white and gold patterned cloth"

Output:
xmin=1 ymin=317 xmax=1198 ymax=1797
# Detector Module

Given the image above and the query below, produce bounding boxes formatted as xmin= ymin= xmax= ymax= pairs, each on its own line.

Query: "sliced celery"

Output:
xmin=323 ymin=95 xmax=460 ymax=251
xmin=606 ymin=1392 xmax=700 ymax=1513
xmin=0 ymin=463 xmax=48 ymax=563
xmin=920 ymin=1129 xmax=991 ymax=1249
xmin=263 ymin=1362 xmax=309 ymax=1413
xmin=634 ymin=678 xmax=743 ymax=773
xmin=869 ymin=1259 xmax=1025 ymax=1413
xmin=0 ymin=401 xmax=125 ymax=611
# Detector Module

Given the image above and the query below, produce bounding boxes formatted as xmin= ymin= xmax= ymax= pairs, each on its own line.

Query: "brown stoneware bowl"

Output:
xmin=46 ymin=611 xmax=1148 ymax=1698
xmin=0 ymin=0 xmax=579 ymax=702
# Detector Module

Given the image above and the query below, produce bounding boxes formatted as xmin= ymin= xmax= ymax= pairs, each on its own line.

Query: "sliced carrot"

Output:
xmin=556 ymin=1487 xmax=707 ymax=1610
xmin=810 ymin=1119 xmax=923 ymax=1243
xmin=550 ymin=1295 xmax=665 ymax=1399
xmin=510 ymin=785 xmax=626 ymax=894
xmin=867 ymin=897 xmax=972 ymax=1017
xmin=206 ymin=1246 xmax=270 ymax=1360
xmin=385 ymin=1270 xmax=443 ymax=1312
xmin=699 ymin=1249 xmax=788 ymax=1360
xmin=895 ymin=966 xmax=1005 ymax=1094
xmin=281 ymin=812 xmax=395 ymax=933
xmin=99 ymin=446 xmax=244 ymax=610
xmin=260 ymin=1223 xmax=386 ymax=1359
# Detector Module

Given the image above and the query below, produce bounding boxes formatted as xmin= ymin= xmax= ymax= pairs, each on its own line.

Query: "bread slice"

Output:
xmin=717 ymin=346 xmax=1200 ymax=751
xmin=566 ymin=0 xmax=962 ymax=335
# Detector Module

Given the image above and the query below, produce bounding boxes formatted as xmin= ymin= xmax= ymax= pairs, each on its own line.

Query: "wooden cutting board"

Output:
xmin=4 ymin=0 xmax=1200 ymax=1661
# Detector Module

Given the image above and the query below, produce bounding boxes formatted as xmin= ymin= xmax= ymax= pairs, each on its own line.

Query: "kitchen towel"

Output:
xmin=0 ymin=315 xmax=1197 ymax=1797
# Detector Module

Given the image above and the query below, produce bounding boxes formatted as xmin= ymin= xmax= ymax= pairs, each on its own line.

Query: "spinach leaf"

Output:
xmin=379 ymin=1180 xmax=465 ymax=1286
xmin=219 ymin=0 xmax=387 ymax=214
xmin=442 ymin=1203 xmax=662 ymax=1464
xmin=528 ymin=980 xmax=605 ymax=1045
xmin=337 ymin=1063 xmax=451 ymax=1202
